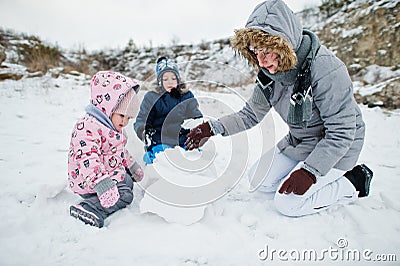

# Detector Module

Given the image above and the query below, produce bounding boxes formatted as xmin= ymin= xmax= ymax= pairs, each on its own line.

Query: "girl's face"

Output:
xmin=111 ymin=113 xmax=130 ymax=132
xmin=162 ymin=72 xmax=178 ymax=92
xmin=251 ymin=47 xmax=279 ymax=74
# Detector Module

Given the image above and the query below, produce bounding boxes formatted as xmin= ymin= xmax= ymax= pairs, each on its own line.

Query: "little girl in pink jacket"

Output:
xmin=68 ymin=71 xmax=144 ymax=227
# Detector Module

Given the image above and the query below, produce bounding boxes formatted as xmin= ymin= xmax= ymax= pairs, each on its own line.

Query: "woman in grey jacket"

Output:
xmin=185 ymin=0 xmax=373 ymax=217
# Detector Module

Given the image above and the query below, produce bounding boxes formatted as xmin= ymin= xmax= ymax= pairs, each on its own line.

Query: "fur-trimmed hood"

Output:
xmin=151 ymin=82 xmax=190 ymax=95
xmin=231 ymin=0 xmax=303 ymax=72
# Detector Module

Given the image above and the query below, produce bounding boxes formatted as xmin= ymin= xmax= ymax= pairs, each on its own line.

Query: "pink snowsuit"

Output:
xmin=68 ymin=71 xmax=140 ymax=195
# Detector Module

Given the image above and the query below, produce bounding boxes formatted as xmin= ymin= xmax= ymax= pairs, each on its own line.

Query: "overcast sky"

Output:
xmin=0 ymin=0 xmax=322 ymax=51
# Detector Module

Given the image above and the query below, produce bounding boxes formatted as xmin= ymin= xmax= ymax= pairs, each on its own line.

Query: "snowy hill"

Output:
xmin=297 ymin=0 xmax=400 ymax=109
xmin=298 ymin=0 xmax=399 ymax=69
xmin=1 ymin=0 xmax=400 ymax=264
xmin=1 ymin=0 xmax=399 ymax=108
xmin=0 ymin=70 xmax=399 ymax=265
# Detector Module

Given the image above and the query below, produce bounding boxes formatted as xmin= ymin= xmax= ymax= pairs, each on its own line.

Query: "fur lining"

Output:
xmin=152 ymin=82 xmax=190 ymax=95
xmin=231 ymin=28 xmax=297 ymax=72
xmin=179 ymin=83 xmax=190 ymax=94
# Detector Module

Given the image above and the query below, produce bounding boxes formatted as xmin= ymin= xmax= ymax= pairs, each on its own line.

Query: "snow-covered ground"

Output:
xmin=0 ymin=73 xmax=399 ymax=265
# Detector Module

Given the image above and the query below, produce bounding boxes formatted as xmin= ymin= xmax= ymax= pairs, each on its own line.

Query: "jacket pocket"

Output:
xmin=277 ymin=133 xmax=301 ymax=152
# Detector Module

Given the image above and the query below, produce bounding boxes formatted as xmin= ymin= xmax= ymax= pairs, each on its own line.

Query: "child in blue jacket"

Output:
xmin=134 ymin=57 xmax=203 ymax=164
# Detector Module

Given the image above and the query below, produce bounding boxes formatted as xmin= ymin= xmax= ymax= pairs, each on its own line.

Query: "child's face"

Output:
xmin=162 ymin=72 xmax=178 ymax=92
xmin=111 ymin=113 xmax=131 ymax=132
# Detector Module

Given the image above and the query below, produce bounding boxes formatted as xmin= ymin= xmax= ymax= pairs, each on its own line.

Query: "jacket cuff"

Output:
xmin=302 ymin=163 xmax=322 ymax=178
xmin=208 ymin=119 xmax=225 ymax=135
xmin=129 ymin=161 xmax=141 ymax=174
xmin=94 ymin=177 xmax=115 ymax=196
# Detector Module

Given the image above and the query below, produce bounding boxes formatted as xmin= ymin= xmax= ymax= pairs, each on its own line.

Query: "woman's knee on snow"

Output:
xmin=273 ymin=193 xmax=304 ymax=217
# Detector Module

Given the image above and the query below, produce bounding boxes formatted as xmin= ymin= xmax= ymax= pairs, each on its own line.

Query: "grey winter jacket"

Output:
xmin=214 ymin=0 xmax=365 ymax=176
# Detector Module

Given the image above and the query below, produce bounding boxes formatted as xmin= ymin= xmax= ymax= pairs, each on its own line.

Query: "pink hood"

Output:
xmin=90 ymin=71 xmax=140 ymax=118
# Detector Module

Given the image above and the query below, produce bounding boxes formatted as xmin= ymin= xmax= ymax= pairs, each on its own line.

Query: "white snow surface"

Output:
xmin=0 ymin=74 xmax=399 ymax=265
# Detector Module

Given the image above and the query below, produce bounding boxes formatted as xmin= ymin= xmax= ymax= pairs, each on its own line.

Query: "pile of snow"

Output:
xmin=0 ymin=74 xmax=399 ymax=265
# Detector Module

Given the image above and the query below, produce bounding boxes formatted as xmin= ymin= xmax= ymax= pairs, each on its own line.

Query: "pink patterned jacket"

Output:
xmin=68 ymin=71 xmax=140 ymax=195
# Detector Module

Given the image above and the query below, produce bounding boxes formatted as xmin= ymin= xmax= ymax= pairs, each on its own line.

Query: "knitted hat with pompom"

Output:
xmin=155 ymin=56 xmax=181 ymax=87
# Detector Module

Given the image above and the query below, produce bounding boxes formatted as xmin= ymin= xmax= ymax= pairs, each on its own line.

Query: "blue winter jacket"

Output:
xmin=134 ymin=86 xmax=202 ymax=150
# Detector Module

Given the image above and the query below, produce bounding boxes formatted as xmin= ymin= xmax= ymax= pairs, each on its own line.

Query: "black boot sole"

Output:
xmin=70 ymin=205 xmax=103 ymax=228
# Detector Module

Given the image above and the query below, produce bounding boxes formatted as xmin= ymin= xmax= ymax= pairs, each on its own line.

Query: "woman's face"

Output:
xmin=251 ymin=47 xmax=279 ymax=74
xmin=162 ymin=72 xmax=178 ymax=92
